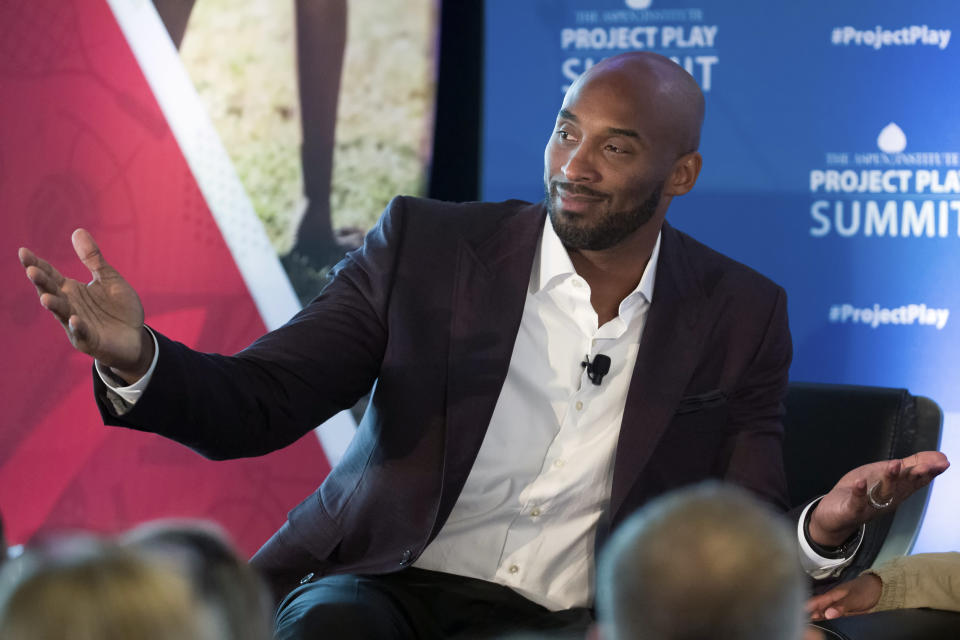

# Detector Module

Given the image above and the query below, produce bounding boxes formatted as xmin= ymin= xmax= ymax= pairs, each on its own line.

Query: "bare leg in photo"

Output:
xmin=281 ymin=0 xmax=362 ymax=303
xmin=150 ymin=0 xmax=196 ymax=49
xmin=291 ymin=0 xmax=361 ymax=271
xmin=152 ymin=0 xmax=354 ymax=303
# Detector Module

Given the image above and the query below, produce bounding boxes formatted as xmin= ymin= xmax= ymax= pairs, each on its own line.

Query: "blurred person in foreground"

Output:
xmin=122 ymin=518 xmax=274 ymax=640
xmin=593 ymin=481 xmax=809 ymax=640
xmin=807 ymin=551 xmax=960 ymax=620
xmin=19 ymin=50 xmax=949 ymax=638
xmin=0 ymin=538 xmax=224 ymax=640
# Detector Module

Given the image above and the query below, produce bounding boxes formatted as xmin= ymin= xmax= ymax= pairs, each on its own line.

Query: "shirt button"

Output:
xmin=530 ymin=507 xmax=541 ymax=517
xmin=553 ymin=459 xmax=565 ymax=468
xmin=575 ymin=401 xmax=583 ymax=411
xmin=509 ymin=564 xmax=519 ymax=574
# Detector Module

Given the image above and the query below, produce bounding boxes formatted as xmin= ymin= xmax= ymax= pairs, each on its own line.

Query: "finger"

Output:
xmin=851 ymin=478 xmax=868 ymax=501
xmin=880 ymin=458 xmax=900 ymax=487
xmin=807 ymin=587 xmax=848 ymax=620
xmin=805 ymin=598 xmax=824 ymax=614
xmin=848 ymin=477 xmax=879 ymax=520
xmin=873 ymin=459 xmax=901 ymax=500
xmin=18 ymin=246 xmax=37 ymax=268
xmin=908 ymin=456 xmax=950 ymax=477
xmin=903 ymin=451 xmax=945 ymax=470
xmin=885 ymin=458 xmax=902 ymax=479
xmin=24 ymin=265 xmax=48 ymax=299
xmin=808 ymin=587 xmax=847 ymax=610
xmin=900 ymin=460 xmax=948 ymax=490
xmin=904 ymin=468 xmax=944 ymax=493
xmin=72 ymin=228 xmax=110 ymax=276
xmin=68 ymin=315 xmax=97 ymax=353
xmin=906 ymin=465 xmax=937 ymax=481
xmin=40 ymin=292 xmax=72 ymax=323
xmin=23 ymin=254 xmax=67 ymax=292
xmin=805 ymin=597 xmax=833 ymax=616
xmin=25 ymin=263 xmax=64 ymax=296
xmin=824 ymin=606 xmax=844 ymax=620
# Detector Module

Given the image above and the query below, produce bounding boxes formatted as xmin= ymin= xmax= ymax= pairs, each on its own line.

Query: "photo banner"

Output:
xmin=0 ymin=0 xmax=325 ymax=555
xmin=482 ymin=0 xmax=959 ymax=552
xmin=0 ymin=0 xmax=438 ymax=553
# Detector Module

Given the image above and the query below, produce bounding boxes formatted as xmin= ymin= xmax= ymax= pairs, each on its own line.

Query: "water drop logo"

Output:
xmin=877 ymin=122 xmax=907 ymax=154
xmin=625 ymin=0 xmax=653 ymax=9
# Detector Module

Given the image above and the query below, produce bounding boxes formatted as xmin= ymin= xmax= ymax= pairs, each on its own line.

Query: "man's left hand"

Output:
xmin=807 ymin=451 xmax=949 ymax=547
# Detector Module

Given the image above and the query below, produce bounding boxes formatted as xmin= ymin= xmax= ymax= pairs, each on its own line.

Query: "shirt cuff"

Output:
xmin=797 ymin=497 xmax=864 ymax=579
xmin=94 ymin=326 xmax=159 ymax=406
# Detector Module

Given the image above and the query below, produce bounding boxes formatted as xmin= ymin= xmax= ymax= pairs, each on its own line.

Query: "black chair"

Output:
xmin=813 ymin=608 xmax=960 ymax=640
xmin=783 ymin=382 xmax=958 ymax=639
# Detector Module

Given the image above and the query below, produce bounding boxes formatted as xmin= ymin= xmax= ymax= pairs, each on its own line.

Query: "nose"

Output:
xmin=562 ymin=144 xmax=601 ymax=183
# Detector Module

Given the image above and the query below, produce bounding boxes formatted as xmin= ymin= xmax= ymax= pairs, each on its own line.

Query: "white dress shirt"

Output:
xmin=414 ymin=218 xmax=660 ymax=609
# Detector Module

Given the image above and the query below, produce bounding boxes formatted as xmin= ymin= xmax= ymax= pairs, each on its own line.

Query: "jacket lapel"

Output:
xmin=608 ymin=222 xmax=708 ymax=519
xmin=434 ymin=202 xmax=546 ymax=534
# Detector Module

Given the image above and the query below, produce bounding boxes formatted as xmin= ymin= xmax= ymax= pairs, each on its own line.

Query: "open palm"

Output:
xmin=19 ymin=229 xmax=150 ymax=380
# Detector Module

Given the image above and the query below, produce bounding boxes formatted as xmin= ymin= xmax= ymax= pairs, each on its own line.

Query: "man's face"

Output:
xmin=543 ymin=70 xmax=675 ymax=251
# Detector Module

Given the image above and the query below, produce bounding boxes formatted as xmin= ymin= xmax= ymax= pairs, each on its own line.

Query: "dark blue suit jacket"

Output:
xmin=96 ymin=196 xmax=792 ymax=600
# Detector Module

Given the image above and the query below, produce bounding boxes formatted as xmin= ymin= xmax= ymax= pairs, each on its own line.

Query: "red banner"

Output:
xmin=0 ymin=0 xmax=330 ymax=555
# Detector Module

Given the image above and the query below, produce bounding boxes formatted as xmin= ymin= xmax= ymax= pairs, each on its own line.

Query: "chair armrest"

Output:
xmin=813 ymin=608 xmax=960 ymax=640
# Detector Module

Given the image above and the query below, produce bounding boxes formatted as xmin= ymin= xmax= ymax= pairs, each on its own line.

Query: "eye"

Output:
xmin=555 ymin=128 xmax=578 ymax=143
xmin=605 ymin=143 xmax=627 ymax=154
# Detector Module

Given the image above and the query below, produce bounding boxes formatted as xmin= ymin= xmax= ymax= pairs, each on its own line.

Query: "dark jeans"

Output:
xmin=274 ymin=568 xmax=594 ymax=639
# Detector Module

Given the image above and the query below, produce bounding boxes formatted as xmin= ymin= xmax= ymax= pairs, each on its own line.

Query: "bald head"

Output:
xmin=596 ymin=482 xmax=806 ymax=640
xmin=567 ymin=52 xmax=705 ymax=156
xmin=544 ymin=51 xmax=705 ymax=253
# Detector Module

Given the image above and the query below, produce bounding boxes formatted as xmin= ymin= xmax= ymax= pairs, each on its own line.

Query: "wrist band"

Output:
xmin=803 ymin=497 xmax=864 ymax=560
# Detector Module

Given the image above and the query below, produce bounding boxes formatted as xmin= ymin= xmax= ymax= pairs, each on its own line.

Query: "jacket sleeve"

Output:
xmin=94 ymin=196 xmax=412 ymax=459
xmin=869 ymin=552 xmax=960 ymax=612
xmin=720 ymin=284 xmax=793 ymax=512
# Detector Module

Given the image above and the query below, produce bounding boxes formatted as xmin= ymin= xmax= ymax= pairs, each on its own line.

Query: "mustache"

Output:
xmin=551 ymin=181 xmax=609 ymax=200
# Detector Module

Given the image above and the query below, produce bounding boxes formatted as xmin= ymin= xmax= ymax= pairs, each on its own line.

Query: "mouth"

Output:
xmin=553 ymin=183 xmax=608 ymax=212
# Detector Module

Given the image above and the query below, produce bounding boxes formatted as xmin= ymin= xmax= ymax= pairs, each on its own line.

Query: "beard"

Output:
xmin=545 ymin=180 xmax=663 ymax=251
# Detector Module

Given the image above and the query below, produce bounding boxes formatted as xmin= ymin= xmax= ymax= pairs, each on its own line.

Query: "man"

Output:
xmin=19 ymin=52 xmax=947 ymax=638
xmin=594 ymin=481 xmax=807 ymax=640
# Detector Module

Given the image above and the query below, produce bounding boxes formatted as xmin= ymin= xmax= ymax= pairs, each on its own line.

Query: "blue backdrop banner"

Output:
xmin=482 ymin=0 xmax=959 ymax=552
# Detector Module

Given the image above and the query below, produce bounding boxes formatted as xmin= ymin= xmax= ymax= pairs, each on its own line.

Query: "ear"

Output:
xmin=663 ymin=151 xmax=702 ymax=196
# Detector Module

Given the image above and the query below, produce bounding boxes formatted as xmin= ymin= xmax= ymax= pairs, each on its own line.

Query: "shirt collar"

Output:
xmin=534 ymin=215 xmax=660 ymax=305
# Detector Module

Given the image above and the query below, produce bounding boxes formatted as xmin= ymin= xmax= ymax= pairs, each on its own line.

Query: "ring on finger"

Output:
xmin=868 ymin=481 xmax=894 ymax=510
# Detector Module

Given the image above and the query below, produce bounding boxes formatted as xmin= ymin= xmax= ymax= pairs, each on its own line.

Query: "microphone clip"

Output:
xmin=581 ymin=353 xmax=611 ymax=386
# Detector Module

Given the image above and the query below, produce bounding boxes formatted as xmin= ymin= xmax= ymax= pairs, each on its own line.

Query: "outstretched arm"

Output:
xmin=807 ymin=452 xmax=949 ymax=548
xmin=19 ymin=229 xmax=154 ymax=383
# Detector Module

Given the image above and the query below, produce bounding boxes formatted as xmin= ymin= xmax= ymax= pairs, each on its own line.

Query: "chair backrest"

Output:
xmin=782 ymin=382 xmax=943 ymax=573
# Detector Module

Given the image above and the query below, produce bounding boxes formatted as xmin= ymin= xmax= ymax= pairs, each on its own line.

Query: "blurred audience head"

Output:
xmin=595 ymin=481 xmax=806 ymax=640
xmin=121 ymin=519 xmax=273 ymax=640
xmin=0 ymin=536 xmax=224 ymax=640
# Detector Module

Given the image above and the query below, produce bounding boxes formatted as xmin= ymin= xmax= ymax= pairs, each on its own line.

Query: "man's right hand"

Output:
xmin=19 ymin=228 xmax=153 ymax=384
